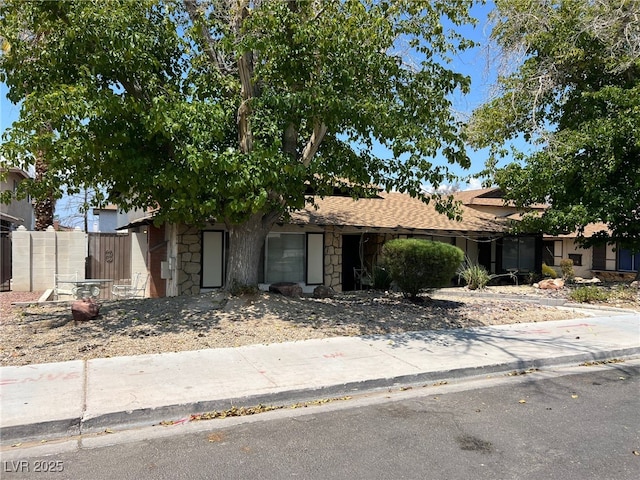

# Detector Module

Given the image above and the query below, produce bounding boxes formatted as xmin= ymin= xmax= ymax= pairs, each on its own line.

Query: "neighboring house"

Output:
xmin=0 ymin=166 xmax=34 ymax=291
xmin=455 ymin=187 xmax=638 ymax=281
xmin=545 ymin=224 xmax=638 ymax=282
xmin=122 ymin=190 xmax=544 ymax=298
xmin=0 ymin=166 xmax=34 ymax=232
xmin=92 ymin=204 xmax=119 ymax=232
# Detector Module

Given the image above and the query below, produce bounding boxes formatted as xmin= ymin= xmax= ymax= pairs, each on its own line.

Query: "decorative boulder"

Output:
xmin=313 ymin=285 xmax=335 ymax=299
xmin=269 ymin=282 xmax=303 ymax=297
xmin=71 ymin=298 xmax=100 ymax=322
xmin=575 ymin=276 xmax=601 ymax=284
xmin=536 ymin=278 xmax=565 ymax=290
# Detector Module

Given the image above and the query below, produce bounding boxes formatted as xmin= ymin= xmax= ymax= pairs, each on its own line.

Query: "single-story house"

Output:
xmin=454 ymin=188 xmax=638 ymax=281
xmin=122 ymin=189 xmax=548 ymax=297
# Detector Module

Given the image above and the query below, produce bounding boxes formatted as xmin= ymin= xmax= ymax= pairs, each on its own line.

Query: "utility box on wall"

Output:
xmin=161 ymin=257 xmax=174 ymax=279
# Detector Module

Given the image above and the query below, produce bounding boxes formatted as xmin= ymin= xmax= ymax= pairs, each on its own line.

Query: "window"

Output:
xmin=265 ymin=233 xmax=305 ymax=284
xmin=592 ymin=245 xmax=606 ymax=270
xmin=618 ymin=248 xmax=638 ymax=272
xmin=567 ymin=253 xmax=582 ymax=266
xmin=202 ymin=231 xmax=224 ymax=288
xmin=543 ymin=241 xmax=555 ymax=266
xmin=502 ymin=237 xmax=536 ymax=272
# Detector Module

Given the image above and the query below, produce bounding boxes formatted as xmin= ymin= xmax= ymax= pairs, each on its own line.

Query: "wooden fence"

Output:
xmin=86 ymin=232 xmax=132 ymax=298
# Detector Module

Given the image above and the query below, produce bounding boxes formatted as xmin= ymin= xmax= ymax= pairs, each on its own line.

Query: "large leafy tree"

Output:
xmin=469 ymin=0 xmax=640 ymax=260
xmin=1 ymin=0 xmax=477 ymax=287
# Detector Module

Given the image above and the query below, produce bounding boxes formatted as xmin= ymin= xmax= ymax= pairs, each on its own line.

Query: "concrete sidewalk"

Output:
xmin=1 ymin=312 xmax=639 ymax=444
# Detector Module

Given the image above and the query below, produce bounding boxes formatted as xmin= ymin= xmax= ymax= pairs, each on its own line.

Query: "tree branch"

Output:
xmin=183 ymin=0 xmax=234 ymax=74
xmin=300 ymin=121 xmax=328 ymax=167
xmin=234 ymin=0 xmax=254 ymax=154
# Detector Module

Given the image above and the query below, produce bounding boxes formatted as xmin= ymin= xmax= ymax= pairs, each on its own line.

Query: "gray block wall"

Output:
xmin=11 ymin=227 xmax=87 ymax=292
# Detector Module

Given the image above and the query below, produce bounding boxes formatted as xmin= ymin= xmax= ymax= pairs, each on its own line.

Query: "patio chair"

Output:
xmin=111 ymin=272 xmax=149 ymax=299
xmin=353 ymin=268 xmax=372 ymax=290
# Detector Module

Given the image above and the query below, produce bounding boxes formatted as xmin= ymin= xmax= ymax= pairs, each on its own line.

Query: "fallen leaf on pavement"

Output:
xmin=208 ymin=432 xmax=225 ymax=443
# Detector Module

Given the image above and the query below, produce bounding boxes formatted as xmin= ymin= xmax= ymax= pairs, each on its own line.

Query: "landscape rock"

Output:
xmin=269 ymin=282 xmax=303 ymax=297
xmin=575 ymin=276 xmax=601 ymax=284
xmin=313 ymin=285 xmax=335 ymax=299
xmin=71 ymin=298 xmax=100 ymax=321
xmin=535 ymin=278 xmax=565 ymax=290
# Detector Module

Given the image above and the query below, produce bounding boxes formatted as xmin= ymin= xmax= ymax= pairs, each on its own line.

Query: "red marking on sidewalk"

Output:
xmin=0 ymin=371 xmax=81 ymax=386
xmin=323 ymin=352 xmax=345 ymax=359
xmin=558 ymin=323 xmax=595 ymax=329
xmin=513 ymin=329 xmax=551 ymax=335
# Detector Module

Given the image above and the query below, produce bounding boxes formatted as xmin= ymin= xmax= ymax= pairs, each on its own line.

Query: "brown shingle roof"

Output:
xmin=290 ymin=192 xmax=507 ymax=233
xmin=454 ymin=188 xmax=546 ymax=209
xmin=546 ymin=222 xmax=611 ymax=239
xmin=453 ymin=187 xmax=501 ymax=205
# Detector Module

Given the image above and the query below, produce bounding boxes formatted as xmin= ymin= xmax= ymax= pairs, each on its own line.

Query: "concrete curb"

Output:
xmin=77 ymin=347 xmax=640 ymax=434
xmin=4 ymin=347 xmax=638 ymax=443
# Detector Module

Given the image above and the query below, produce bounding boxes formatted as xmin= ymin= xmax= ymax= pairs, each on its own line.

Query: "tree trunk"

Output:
xmin=34 ymin=153 xmax=55 ymax=231
xmin=225 ymin=211 xmax=278 ymax=290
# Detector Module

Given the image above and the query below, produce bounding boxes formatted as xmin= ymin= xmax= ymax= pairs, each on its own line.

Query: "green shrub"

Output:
xmin=381 ymin=239 xmax=464 ymax=298
xmin=541 ymin=263 xmax=557 ymax=278
xmin=457 ymin=258 xmax=491 ymax=290
xmin=569 ymin=286 xmax=609 ymax=303
xmin=372 ymin=265 xmax=393 ymax=290
xmin=560 ymin=259 xmax=575 ymax=281
xmin=526 ymin=272 xmax=541 ymax=285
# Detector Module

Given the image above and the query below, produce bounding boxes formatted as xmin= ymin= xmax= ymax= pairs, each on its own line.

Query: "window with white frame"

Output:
xmin=265 ymin=233 xmax=305 ymax=284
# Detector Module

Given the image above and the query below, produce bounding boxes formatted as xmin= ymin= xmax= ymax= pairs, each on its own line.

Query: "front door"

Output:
xmin=342 ymin=235 xmax=362 ymax=291
xmin=478 ymin=239 xmax=492 ymax=273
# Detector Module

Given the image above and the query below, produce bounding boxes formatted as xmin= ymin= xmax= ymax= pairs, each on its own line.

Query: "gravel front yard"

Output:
xmin=0 ymin=285 xmax=635 ymax=367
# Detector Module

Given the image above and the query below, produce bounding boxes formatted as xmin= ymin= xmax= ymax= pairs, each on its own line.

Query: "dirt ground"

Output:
xmin=1 ymin=285 xmax=637 ymax=367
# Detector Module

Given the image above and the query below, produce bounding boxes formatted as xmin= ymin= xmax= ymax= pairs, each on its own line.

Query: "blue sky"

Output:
xmin=1 ymin=1 xmax=501 ymax=227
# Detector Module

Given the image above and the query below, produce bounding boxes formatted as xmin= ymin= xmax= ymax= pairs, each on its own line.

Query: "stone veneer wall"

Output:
xmin=366 ymin=233 xmax=394 ymax=269
xmin=174 ymin=226 xmax=404 ymax=296
xmin=324 ymin=227 xmax=342 ymax=292
xmin=322 ymin=230 xmax=399 ymax=292
xmin=176 ymin=225 xmax=202 ymax=296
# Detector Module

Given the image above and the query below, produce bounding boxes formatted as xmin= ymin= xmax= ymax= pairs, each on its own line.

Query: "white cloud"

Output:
xmin=463 ymin=178 xmax=484 ymax=191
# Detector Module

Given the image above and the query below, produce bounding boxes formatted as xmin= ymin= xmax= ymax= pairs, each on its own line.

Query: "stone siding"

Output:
xmin=323 ymin=228 xmax=342 ymax=292
xmin=176 ymin=225 xmax=202 ymax=295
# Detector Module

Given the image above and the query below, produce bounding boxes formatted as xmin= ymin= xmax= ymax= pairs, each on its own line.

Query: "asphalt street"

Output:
xmin=2 ymin=361 xmax=639 ymax=480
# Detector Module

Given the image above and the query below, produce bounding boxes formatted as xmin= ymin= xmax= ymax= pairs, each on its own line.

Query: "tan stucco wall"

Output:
xmin=1 ymin=171 xmax=34 ymax=229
